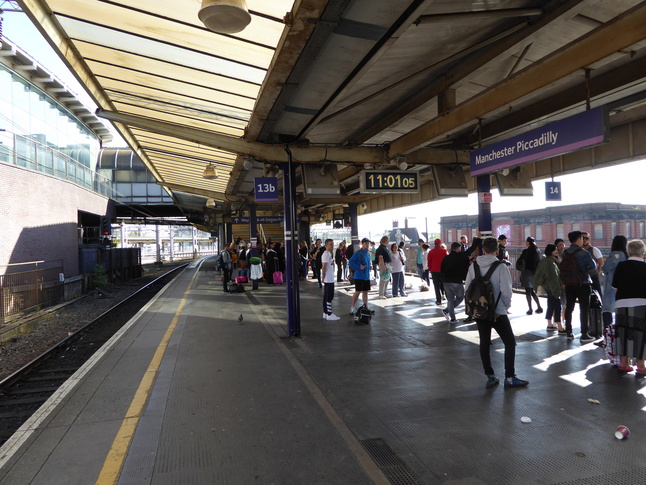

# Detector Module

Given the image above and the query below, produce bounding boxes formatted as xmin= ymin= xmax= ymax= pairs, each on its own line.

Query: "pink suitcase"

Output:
xmin=273 ymin=272 xmax=284 ymax=284
xmin=235 ymin=276 xmax=248 ymax=284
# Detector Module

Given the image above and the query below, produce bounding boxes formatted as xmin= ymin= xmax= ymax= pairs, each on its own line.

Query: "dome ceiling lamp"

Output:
xmin=198 ymin=0 xmax=252 ymax=34
xmin=202 ymin=163 xmax=218 ymax=179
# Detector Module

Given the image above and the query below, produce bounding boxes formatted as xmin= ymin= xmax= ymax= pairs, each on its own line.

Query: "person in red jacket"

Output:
xmin=428 ymin=238 xmax=449 ymax=305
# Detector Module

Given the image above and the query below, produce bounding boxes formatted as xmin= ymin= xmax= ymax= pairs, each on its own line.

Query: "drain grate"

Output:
xmin=361 ymin=438 xmax=422 ymax=485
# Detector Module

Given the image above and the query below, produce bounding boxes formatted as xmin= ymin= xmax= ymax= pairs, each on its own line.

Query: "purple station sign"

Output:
xmin=254 ymin=177 xmax=279 ymax=202
xmin=470 ymin=107 xmax=608 ymax=176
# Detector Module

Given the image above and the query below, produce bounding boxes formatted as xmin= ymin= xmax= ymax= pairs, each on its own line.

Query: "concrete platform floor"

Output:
xmin=0 ymin=263 xmax=644 ymax=485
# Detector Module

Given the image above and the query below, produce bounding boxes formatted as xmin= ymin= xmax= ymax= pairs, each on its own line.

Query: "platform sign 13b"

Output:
xmin=254 ymin=177 xmax=278 ymax=202
xmin=545 ymin=181 xmax=561 ymax=201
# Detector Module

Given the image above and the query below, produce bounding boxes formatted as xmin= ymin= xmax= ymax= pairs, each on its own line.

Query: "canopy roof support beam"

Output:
xmin=388 ymin=1 xmax=646 ymax=156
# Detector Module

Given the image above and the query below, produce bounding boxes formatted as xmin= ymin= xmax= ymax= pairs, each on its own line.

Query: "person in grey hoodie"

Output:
xmin=465 ymin=237 xmax=528 ymax=389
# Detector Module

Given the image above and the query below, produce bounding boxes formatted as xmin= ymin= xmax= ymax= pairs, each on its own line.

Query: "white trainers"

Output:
xmin=322 ymin=313 xmax=328 ymax=320
xmin=326 ymin=313 xmax=341 ymax=321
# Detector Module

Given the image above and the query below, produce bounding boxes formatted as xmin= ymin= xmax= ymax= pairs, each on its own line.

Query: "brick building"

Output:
xmin=441 ymin=203 xmax=646 ymax=255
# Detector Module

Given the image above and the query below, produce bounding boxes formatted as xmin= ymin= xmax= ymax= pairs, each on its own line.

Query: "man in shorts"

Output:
xmin=349 ymin=238 xmax=373 ymax=314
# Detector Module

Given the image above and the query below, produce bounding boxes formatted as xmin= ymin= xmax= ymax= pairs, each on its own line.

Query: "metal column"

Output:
xmin=477 ymin=175 xmax=493 ymax=237
xmin=249 ymin=203 xmax=259 ymax=290
xmin=281 ymin=147 xmax=301 ymax=337
xmin=349 ymin=203 xmax=359 ymax=251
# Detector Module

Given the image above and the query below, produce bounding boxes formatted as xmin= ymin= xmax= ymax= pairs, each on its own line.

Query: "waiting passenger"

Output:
xmin=390 ymin=243 xmax=406 ymax=298
xmin=534 ymin=244 xmax=563 ymax=332
xmin=465 ymin=237 xmax=528 ymax=388
xmin=349 ymin=238 xmax=373 ymax=314
xmin=428 ymin=238 xmax=448 ymax=305
xmin=581 ymin=231 xmax=604 ymax=296
xmin=376 ymin=236 xmax=391 ymax=299
xmin=560 ymin=231 xmax=597 ymax=342
xmin=516 ymin=236 xmax=543 ymax=315
xmin=321 ymin=238 xmax=340 ymax=320
xmin=441 ymin=238 xmax=480 ymax=323
xmin=611 ymin=239 xmax=646 ymax=374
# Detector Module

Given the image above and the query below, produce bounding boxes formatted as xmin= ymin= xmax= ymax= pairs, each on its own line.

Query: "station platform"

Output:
xmin=1 ymin=258 xmax=645 ymax=485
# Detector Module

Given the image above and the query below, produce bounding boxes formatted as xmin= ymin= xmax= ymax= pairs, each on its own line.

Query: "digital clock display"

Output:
xmin=360 ymin=170 xmax=419 ymax=194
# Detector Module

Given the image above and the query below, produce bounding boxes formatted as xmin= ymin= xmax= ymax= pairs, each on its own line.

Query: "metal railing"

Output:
xmin=0 ymin=260 xmax=64 ymax=323
xmin=0 ymin=129 xmax=118 ymax=199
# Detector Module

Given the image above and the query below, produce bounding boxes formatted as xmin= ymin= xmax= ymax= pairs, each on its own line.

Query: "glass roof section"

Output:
xmin=30 ymin=0 xmax=296 ymax=199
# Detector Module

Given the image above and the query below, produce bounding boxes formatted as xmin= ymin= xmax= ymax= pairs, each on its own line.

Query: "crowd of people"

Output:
xmin=217 ymin=229 xmax=646 ymax=385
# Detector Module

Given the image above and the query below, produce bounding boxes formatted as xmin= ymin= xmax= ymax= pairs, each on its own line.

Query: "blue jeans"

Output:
xmin=416 ymin=263 xmax=424 ymax=280
xmin=444 ymin=282 xmax=464 ymax=321
xmin=392 ymin=272 xmax=403 ymax=297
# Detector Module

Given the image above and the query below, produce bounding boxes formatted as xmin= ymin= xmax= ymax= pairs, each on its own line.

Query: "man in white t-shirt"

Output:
xmin=321 ymin=238 xmax=340 ymax=320
xmin=581 ymin=231 xmax=603 ymax=296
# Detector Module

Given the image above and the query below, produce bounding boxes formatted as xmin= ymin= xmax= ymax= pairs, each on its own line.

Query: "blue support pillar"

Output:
xmin=349 ymin=203 xmax=359 ymax=252
xmin=280 ymin=147 xmax=301 ymax=337
xmin=249 ymin=203 xmax=259 ymax=290
xmin=477 ymin=175 xmax=493 ymax=237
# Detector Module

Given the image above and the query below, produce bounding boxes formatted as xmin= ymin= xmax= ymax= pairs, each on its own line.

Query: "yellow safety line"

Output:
xmin=95 ymin=269 xmax=198 ymax=485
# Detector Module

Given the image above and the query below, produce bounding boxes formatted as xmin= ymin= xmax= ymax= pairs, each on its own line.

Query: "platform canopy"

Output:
xmin=18 ymin=0 xmax=646 ymax=226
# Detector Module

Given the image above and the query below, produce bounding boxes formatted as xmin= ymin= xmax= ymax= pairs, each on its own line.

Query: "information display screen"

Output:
xmin=360 ymin=170 xmax=419 ymax=194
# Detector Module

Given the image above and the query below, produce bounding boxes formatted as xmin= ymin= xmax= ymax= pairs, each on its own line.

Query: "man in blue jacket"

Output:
xmin=561 ymin=230 xmax=598 ymax=342
xmin=349 ymin=238 xmax=373 ymax=314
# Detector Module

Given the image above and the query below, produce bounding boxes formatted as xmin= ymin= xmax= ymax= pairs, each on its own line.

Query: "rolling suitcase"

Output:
xmin=273 ymin=272 xmax=284 ymax=284
xmin=588 ymin=289 xmax=603 ymax=338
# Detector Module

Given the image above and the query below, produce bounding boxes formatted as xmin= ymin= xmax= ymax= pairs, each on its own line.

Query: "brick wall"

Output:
xmin=1 ymin=164 xmax=110 ymax=276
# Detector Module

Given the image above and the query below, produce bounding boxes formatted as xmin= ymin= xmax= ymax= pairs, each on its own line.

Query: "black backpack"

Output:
xmin=465 ymin=261 xmax=503 ymax=321
xmin=354 ymin=305 xmax=372 ymax=325
xmin=559 ymin=247 xmax=583 ymax=286
xmin=228 ymin=282 xmax=246 ymax=293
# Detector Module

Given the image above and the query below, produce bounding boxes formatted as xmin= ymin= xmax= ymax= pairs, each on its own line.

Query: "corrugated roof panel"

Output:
xmin=49 ymin=0 xmax=276 ymax=69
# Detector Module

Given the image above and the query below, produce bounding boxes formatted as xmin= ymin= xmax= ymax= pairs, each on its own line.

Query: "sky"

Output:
xmin=2 ymin=7 xmax=645 ymax=235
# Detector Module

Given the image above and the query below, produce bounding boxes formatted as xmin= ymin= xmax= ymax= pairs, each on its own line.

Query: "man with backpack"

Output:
xmin=465 ymin=237 xmax=528 ymax=389
xmin=560 ymin=231 xmax=598 ymax=342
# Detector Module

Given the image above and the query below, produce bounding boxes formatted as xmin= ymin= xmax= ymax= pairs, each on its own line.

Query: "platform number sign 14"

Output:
xmin=254 ymin=177 xmax=279 ymax=202
xmin=545 ymin=181 xmax=561 ymax=201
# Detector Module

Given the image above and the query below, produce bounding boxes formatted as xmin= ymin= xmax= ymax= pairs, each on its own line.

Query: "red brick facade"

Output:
xmin=441 ymin=203 xmax=646 ymax=254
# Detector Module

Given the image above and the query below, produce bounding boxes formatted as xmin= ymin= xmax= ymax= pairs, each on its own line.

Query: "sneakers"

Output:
xmin=350 ymin=306 xmax=356 ymax=315
xmin=322 ymin=313 xmax=328 ymax=320
xmin=580 ymin=334 xmax=594 ymax=343
xmin=535 ymin=307 xmax=544 ymax=314
xmin=504 ymin=376 xmax=529 ymax=388
xmin=326 ymin=313 xmax=340 ymax=321
xmin=463 ymin=316 xmax=475 ymax=323
xmin=557 ymin=328 xmax=567 ymax=334
xmin=566 ymin=333 xmax=574 ymax=340
xmin=449 ymin=319 xmax=458 ymax=323
xmin=486 ymin=375 xmax=499 ymax=388
xmin=379 ymin=296 xmax=387 ymax=300
xmin=442 ymin=309 xmax=451 ymax=322
xmin=526 ymin=309 xmax=533 ymax=315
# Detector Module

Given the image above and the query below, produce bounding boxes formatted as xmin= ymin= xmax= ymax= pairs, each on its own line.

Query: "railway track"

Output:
xmin=0 ymin=264 xmax=186 ymax=447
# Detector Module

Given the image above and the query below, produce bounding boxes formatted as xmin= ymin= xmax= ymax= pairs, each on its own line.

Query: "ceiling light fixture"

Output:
xmin=203 ymin=163 xmax=218 ymax=179
xmin=198 ymin=0 xmax=251 ymax=34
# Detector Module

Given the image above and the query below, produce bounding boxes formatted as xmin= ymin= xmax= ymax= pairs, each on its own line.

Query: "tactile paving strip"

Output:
xmin=361 ymin=438 xmax=422 ymax=485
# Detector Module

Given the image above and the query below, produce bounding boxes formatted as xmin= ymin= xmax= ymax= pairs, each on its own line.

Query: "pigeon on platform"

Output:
xmin=237 ymin=314 xmax=244 ymax=322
